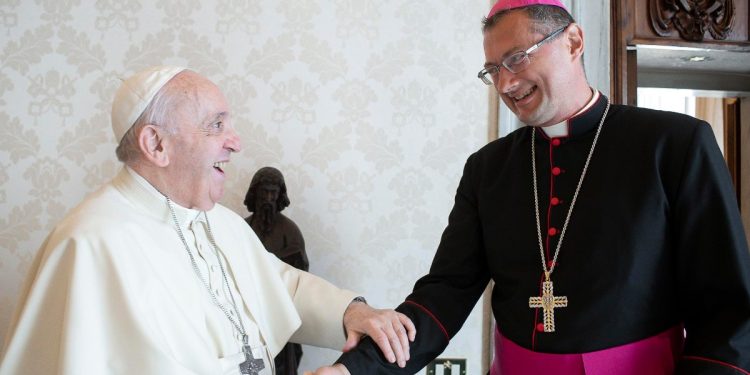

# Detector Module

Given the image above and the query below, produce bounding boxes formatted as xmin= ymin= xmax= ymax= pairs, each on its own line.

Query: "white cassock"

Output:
xmin=0 ymin=167 xmax=358 ymax=375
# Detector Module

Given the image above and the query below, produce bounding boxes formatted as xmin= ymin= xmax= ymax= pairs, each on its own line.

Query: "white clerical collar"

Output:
xmin=120 ymin=166 xmax=204 ymax=227
xmin=541 ymin=89 xmax=600 ymax=138
xmin=542 ymin=121 xmax=568 ymax=138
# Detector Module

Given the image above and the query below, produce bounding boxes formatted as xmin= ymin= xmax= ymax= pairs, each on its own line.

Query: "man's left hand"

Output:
xmin=342 ymin=301 xmax=416 ymax=368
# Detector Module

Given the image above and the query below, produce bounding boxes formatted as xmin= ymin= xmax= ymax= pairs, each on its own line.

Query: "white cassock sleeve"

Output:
xmin=224 ymin=219 xmax=358 ymax=352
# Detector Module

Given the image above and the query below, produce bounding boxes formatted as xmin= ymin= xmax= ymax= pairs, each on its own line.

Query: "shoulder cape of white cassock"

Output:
xmin=0 ymin=167 xmax=358 ymax=374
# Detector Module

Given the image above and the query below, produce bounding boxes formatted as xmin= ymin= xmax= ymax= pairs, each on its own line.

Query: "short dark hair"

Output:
xmin=482 ymin=5 xmax=575 ymax=34
xmin=244 ymin=167 xmax=291 ymax=213
xmin=482 ymin=5 xmax=584 ymax=72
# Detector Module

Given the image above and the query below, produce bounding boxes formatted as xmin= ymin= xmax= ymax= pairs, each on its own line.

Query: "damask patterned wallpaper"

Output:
xmin=0 ymin=0 xmax=490 ymax=372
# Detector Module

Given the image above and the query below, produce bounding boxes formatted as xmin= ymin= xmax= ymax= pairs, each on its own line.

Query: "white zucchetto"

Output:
xmin=111 ymin=66 xmax=186 ymax=142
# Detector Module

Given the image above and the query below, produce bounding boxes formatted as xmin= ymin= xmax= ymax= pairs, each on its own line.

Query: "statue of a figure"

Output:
xmin=243 ymin=167 xmax=308 ymax=374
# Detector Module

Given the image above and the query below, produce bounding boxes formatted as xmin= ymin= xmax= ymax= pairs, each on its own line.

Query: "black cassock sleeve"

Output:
xmin=338 ymin=153 xmax=491 ymax=374
xmin=338 ymin=121 xmax=750 ymax=374
xmin=673 ymin=123 xmax=750 ymax=374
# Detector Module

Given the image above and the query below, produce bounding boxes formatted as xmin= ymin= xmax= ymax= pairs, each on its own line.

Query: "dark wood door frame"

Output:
xmin=610 ymin=0 xmax=749 ymax=200
xmin=726 ymin=98 xmax=743 ymax=203
xmin=610 ymin=0 xmax=750 ymax=106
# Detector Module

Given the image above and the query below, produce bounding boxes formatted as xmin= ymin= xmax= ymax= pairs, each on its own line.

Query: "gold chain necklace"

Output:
xmin=529 ymin=98 xmax=610 ymax=332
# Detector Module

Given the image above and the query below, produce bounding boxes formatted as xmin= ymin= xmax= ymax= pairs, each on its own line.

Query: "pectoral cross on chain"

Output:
xmin=239 ymin=343 xmax=265 ymax=375
xmin=529 ymin=276 xmax=568 ymax=332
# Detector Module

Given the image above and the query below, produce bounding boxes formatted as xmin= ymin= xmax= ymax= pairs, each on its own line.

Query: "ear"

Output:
xmin=565 ymin=23 xmax=585 ymax=61
xmin=138 ymin=124 xmax=170 ymax=167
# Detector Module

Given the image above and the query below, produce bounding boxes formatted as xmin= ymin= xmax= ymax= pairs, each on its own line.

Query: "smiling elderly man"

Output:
xmin=0 ymin=66 xmax=414 ymax=375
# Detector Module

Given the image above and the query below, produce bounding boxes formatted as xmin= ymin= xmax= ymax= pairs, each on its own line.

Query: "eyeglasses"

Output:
xmin=477 ymin=25 xmax=568 ymax=85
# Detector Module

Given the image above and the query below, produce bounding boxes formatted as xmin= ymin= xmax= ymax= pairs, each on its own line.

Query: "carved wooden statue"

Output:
xmin=650 ymin=0 xmax=735 ymax=41
xmin=244 ymin=167 xmax=308 ymax=374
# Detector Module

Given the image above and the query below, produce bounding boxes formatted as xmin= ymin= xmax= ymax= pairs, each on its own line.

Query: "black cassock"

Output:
xmin=339 ymin=94 xmax=750 ymax=374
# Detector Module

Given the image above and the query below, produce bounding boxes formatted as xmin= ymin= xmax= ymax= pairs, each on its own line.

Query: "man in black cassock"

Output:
xmin=310 ymin=0 xmax=750 ymax=374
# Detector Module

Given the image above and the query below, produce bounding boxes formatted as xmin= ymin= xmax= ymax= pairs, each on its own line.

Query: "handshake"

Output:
xmin=305 ymin=301 xmax=417 ymax=374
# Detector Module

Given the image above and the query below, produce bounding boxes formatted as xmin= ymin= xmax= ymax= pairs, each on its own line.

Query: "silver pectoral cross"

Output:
xmin=529 ymin=277 xmax=568 ymax=332
xmin=239 ymin=344 xmax=265 ymax=375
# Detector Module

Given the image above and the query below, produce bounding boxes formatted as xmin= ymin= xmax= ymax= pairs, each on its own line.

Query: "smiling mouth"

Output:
xmin=511 ymin=86 xmax=536 ymax=102
xmin=213 ymin=161 xmax=227 ymax=173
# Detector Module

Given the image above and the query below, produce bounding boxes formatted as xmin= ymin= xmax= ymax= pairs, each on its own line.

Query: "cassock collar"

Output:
xmin=537 ymin=89 xmax=608 ymax=140
xmin=113 ymin=166 xmax=205 ymax=230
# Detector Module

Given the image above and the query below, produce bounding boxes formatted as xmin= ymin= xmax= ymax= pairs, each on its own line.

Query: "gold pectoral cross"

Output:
xmin=529 ymin=276 xmax=568 ymax=332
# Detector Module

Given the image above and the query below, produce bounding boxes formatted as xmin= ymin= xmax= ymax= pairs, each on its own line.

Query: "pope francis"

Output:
xmin=0 ymin=66 xmax=415 ymax=375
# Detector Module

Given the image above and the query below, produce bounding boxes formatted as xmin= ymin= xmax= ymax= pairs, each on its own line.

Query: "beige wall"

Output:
xmin=0 ymin=0 xmax=490 ymax=372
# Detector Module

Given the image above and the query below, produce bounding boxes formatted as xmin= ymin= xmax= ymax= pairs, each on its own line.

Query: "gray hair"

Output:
xmin=115 ymin=75 xmax=184 ymax=163
xmin=482 ymin=5 xmax=584 ymax=73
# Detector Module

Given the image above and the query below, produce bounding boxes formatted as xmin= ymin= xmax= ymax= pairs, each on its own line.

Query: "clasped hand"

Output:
xmin=305 ymin=301 xmax=416 ymax=374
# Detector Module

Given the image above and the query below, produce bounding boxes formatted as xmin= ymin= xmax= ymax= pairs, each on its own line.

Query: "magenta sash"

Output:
xmin=491 ymin=326 xmax=684 ymax=375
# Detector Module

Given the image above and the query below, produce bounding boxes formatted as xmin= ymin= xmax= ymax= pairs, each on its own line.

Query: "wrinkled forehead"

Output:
xmin=168 ymin=72 xmax=230 ymax=125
